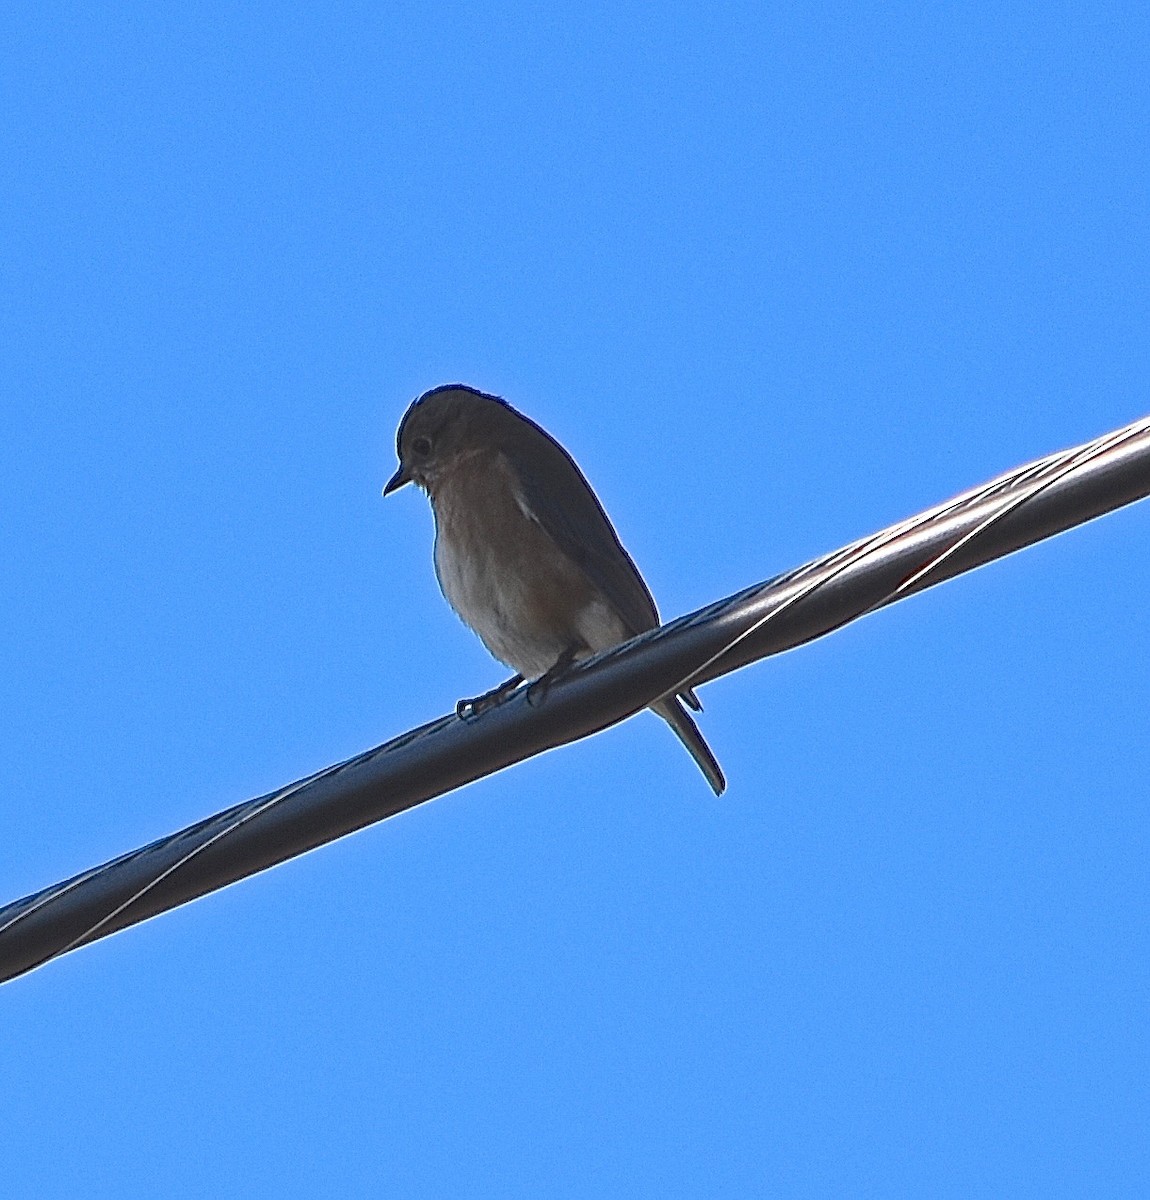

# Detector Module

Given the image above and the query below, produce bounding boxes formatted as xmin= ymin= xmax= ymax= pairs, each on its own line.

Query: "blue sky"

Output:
xmin=2 ymin=2 xmax=1148 ymax=1195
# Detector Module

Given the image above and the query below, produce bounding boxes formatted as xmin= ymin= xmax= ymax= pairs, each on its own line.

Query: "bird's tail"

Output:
xmin=652 ymin=695 xmax=726 ymax=796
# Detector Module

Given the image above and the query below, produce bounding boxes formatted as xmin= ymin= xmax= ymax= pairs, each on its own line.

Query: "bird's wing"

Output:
xmin=502 ymin=428 xmax=660 ymax=637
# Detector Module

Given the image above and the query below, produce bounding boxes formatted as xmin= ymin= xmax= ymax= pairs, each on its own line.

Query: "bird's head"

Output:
xmin=383 ymin=383 xmax=512 ymax=496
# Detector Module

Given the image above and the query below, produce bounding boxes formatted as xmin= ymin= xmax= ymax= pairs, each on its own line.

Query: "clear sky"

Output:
xmin=2 ymin=2 xmax=1148 ymax=1196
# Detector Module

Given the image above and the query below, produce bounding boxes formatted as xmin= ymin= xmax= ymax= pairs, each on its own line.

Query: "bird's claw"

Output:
xmin=526 ymin=647 xmax=579 ymax=708
xmin=456 ymin=694 xmax=498 ymax=721
xmin=455 ymin=675 xmax=524 ymax=721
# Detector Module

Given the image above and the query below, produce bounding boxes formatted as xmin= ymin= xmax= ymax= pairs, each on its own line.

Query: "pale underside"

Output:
xmin=428 ymin=450 xmax=636 ymax=678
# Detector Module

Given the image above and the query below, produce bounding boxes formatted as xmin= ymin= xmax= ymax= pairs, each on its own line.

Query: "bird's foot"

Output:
xmin=525 ymin=646 xmax=580 ymax=708
xmin=456 ymin=674 xmax=524 ymax=721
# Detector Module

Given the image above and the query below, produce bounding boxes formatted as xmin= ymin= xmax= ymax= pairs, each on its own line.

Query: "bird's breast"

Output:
xmin=428 ymin=454 xmax=617 ymax=677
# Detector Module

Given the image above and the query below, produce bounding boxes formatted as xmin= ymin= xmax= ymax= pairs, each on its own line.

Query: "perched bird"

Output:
xmin=383 ymin=384 xmax=725 ymax=795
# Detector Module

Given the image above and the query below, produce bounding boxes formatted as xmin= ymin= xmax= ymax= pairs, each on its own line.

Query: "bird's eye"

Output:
xmin=412 ymin=436 xmax=432 ymax=457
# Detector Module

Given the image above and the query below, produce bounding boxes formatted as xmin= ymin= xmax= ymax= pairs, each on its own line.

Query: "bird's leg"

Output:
xmin=526 ymin=644 xmax=581 ymax=708
xmin=456 ymin=673 xmax=524 ymax=721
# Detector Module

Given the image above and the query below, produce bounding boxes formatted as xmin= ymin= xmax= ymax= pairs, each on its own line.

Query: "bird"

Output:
xmin=383 ymin=384 xmax=725 ymax=795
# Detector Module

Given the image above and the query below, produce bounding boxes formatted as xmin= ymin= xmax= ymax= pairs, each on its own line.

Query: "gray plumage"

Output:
xmin=384 ymin=384 xmax=725 ymax=795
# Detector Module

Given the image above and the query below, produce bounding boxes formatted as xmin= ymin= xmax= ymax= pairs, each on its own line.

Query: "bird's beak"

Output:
xmin=382 ymin=463 xmax=411 ymax=496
